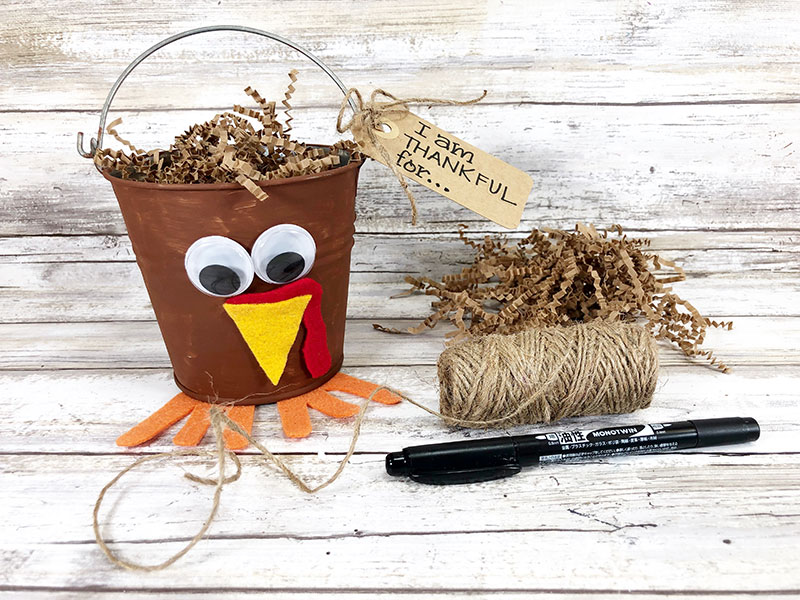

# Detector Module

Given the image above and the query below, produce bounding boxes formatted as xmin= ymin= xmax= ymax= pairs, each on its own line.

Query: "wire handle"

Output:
xmin=76 ymin=25 xmax=357 ymax=158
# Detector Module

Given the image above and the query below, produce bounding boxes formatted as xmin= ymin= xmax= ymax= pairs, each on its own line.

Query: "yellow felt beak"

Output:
xmin=223 ymin=294 xmax=312 ymax=385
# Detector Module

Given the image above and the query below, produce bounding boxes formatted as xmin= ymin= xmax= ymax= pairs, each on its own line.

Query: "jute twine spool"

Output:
xmin=438 ymin=321 xmax=659 ymax=426
xmin=94 ymin=321 xmax=659 ymax=571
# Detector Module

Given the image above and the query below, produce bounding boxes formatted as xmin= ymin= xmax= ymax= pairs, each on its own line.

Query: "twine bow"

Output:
xmin=336 ymin=88 xmax=487 ymax=225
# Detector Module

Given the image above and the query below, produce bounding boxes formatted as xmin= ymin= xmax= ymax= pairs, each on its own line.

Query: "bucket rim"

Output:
xmin=100 ymin=153 xmax=364 ymax=191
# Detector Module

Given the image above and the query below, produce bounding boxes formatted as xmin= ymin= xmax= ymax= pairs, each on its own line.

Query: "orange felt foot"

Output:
xmin=321 ymin=372 xmax=402 ymax=405
xmin=116 ymin=393 xmax=197 ymax=447
xmin=173 ymin=403 xmax=211 ymax=446
xmin=117 ymin=393 xmax=255 ymax=450
xmin=277 ymin=396 xmax=313 ymax=438
xmin=276 ymin=373 xmax=402 ymax=438
xmin=223 ymin=405 xmax=255 ymax=450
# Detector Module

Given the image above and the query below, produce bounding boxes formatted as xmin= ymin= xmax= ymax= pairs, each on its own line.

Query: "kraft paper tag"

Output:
xmin=353 ymin=109 xmax=532 ymax=229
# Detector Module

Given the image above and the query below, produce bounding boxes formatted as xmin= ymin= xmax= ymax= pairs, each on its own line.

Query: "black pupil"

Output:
xmin=266 ymin=251 xmax=305 ymax=283
xmin=199 ymin=264 xmax=241 ymax=295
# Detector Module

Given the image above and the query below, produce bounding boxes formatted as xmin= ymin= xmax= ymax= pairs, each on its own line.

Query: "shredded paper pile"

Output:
xmin=94 ymin=71 xmax=360 ymax=200
xmin=379 ymin=223 xmax=731 ymax=371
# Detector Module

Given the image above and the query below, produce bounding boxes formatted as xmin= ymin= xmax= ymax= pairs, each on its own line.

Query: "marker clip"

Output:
xmin=410 ymin=462 xmax=521 ymax=485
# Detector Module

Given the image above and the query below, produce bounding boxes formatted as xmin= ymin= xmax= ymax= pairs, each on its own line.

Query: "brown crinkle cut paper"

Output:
xmin=93 ymin=71 xmax=361 ymax=199
xmin=377 ymin=223 xmax=732 ymax=372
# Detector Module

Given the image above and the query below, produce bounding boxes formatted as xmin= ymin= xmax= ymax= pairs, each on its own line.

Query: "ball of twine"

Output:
xmin=438 ymin=321 xmax=659 ymax=426
xmin=95 ymin=321 xmax=658 ymax=571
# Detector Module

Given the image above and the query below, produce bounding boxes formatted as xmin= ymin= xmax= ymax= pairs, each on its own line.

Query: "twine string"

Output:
xmin=92 ymin=378 xmax=573 ymax=571
xmin=336 ymin=88 xmax=488 ymax=225
xmin=93 ymin=414 xmax=241 ymax=571
xmin=438 ymin=322 xmax=658 ymax=425
xmin=93 ymin=322 xmax=658 ymax=571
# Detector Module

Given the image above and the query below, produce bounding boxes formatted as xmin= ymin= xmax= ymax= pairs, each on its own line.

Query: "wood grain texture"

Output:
xmin=4 ymin=0 xmax=800 ymax=110
xmin=2 ymin=0 xmax=800 ymax=596
xmin=7 ymin=453 xmax=792 ymax=543
xmin=3 ymin=267 xmax=798 ymax=322
xmin=0 ymin=316 xmax=792 ymax=371
xmin=0 ymin=364 xmax=796 ymax=454
xmin=9 ymin=586 xmax=791 ymax=600
xmin=3 ymin=103 xmax=800 ymax=235
xmin=1 ymin=232 xmax=798 ymax=323
xmin=3 ymin=456 xmax=800 ymax=592
xmin=23 ymin=596 xmax=797 ymax=600
xmin=13 ymin=596 xmax=796 ymax=600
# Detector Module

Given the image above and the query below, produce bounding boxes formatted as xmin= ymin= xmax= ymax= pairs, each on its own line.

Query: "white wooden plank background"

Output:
xmin=2 ymin=1 xmax=799 ymax=598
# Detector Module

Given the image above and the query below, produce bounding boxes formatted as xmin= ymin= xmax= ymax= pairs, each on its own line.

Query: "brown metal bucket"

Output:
xmin=78 ymin=27 xmax=368 ymax=405
xmin=104 ymin=159 xmax=362 ymax=404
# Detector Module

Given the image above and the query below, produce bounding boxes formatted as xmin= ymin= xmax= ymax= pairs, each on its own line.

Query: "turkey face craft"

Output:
xmin=187 ymin=226 xmax=331 ymax=388
xmin=113 ymin=176 xmax=400 ymax=450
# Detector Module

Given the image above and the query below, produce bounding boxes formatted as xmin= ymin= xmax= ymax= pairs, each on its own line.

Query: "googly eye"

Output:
xmin=251 ymin=224 xmax=316 ymax=285
xmin=185 ymin=236 xmax=255 ymax=297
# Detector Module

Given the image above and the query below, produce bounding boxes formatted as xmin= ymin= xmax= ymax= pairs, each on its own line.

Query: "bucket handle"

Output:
xmin=76 ymin=25 xmax=358 ymax=159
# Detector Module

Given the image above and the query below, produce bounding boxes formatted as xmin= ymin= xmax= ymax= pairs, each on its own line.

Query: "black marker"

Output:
xmin=386 ymin=417 xmax=760 ymax=485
